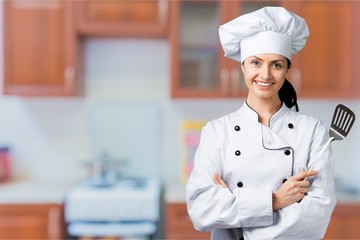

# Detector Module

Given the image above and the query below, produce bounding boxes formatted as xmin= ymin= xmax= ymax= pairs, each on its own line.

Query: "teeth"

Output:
xmin=256 ymin=81 xmax=272 ymax=87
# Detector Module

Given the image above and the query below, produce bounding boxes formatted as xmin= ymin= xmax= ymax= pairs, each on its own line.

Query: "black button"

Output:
xmin=239 ymin=237 xmax=244 ymax=240
xmin=234 ymin=125 xmax=241 ymax=131
xmin=235 ymin=150 xmax=241 ymax=156
xmin=282 ymin=179 xmax=287 ymax=183
xmin=288 ymin=123 xmax=294 ymax=129
xmin=284 ymin=149 xmax=291 ymax=155
xmin=237 ymin=182 xmax=243 ymax=188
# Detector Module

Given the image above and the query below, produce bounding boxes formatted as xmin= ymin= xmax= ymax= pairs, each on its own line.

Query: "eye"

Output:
xmin=250 ymin=60 xmax=261 ymax=67
xmin=272 ymin=63 xmax=284 ymax=69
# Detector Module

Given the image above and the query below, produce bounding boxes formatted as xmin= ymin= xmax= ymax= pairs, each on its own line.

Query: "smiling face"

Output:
xmin=241 ymin=54 xmax=289 ymax=103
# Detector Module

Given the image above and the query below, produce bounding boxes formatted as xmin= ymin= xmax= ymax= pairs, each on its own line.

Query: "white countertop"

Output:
xmin=165 ymin=181 xmax=187 ymax=203
xmin=1 ymin=177 xmax=185 ymax=204
xmin=1 ymin=178 xmax=360 ymax=205
xmin=0 ymin=178 xmax=79 ymax=204
xmin=164 ymin=180 xmax=360 ymax=204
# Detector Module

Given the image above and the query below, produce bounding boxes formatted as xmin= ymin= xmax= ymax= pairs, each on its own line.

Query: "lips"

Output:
xmin=255 ymin=81 xmax=273 ymax=87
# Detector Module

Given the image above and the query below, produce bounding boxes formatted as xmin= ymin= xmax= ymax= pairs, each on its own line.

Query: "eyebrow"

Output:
xmin=250 ymin=56 xmax=286 ymax=63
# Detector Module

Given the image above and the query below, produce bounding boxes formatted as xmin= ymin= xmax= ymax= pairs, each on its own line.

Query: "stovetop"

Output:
xmin=64 ymin=177 xmax=161 ymax=222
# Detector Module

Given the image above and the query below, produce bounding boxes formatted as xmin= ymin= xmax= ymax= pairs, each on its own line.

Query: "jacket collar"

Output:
xmin=239 ymin=101 xmax=288 ymax=127
xmin=235 ymin=102 xmax=292 ymax=150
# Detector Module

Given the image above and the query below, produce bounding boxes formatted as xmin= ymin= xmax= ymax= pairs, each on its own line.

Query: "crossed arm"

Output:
xmin=213 ymin=169 xmax=318 ymax=211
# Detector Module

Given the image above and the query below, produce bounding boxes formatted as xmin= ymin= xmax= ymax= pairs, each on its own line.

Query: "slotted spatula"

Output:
xmin=307 ymin=104 xmax=356 ymax=171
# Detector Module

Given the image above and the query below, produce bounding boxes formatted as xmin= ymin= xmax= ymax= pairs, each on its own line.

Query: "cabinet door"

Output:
xmin=74 ymin=0 xmax=168 ymax=37
xmin=170 ymin=0 xmax=280 ymax=98
xmin=324 ymin=204 xmax=360 ymax=239
xmin=0 ymin=204 xmax=64 ymax=239
xmin=284 ymin=1 xmax=360 ymax=98
xmin=170 ymin=0 xmax=222 ymax=98
xmin=4 ymin=1 xmax=78 ymax=96
xmin=166 ymin=203 xmax=210 ymax=239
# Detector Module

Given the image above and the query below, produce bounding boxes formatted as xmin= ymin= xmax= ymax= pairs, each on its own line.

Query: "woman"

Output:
xmin=186 ymin=6 xmax=336 ymax=240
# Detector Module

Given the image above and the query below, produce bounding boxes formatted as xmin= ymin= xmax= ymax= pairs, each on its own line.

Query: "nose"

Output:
xmin=260 ymin=65 xmax=272 ymax=80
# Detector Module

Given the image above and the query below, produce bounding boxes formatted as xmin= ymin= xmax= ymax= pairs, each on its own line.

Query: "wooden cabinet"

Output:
xmin=0 ymin=204 xmax=65 ymax=239
xmin=166 ymin=202 xmax=360 ymax=239
xmin=73 ymin=0 xmax=168 ymax=37
xmin=170 ymin=0 xmax=360 ymax=98
xmin=283 ymin=1 xmax=360 ymax=98
xmin=3 ymin=1 xmax=79 ymax=96
xmin=3 ymin=1 xmax=169 ymax=97
xmin=166 ymin=202 xmax=210 ymax=239
xmin=324 ymin=203 xmax=360 ymax=239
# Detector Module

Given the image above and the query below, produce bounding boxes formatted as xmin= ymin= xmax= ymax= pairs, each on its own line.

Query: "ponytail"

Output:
xmin=278 ymin=59 xmax=299 ymax=112
xmin=278 ymin=79 xmax=299 ymax=112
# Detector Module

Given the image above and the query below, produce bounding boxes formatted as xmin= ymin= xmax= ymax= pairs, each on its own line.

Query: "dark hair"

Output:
xmin=278 ymin=59 xmax=299 ymax=112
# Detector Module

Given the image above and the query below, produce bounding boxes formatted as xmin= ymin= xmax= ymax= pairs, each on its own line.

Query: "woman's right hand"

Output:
xmin=213 ymin=173 xmax=228 ymax=188
xmin=273 ymin=169 xmax=318 ymax=211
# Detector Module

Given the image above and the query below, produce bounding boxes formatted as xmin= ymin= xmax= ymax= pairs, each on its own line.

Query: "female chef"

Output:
xmin=186 ymin=6 xmax=336 ymax=240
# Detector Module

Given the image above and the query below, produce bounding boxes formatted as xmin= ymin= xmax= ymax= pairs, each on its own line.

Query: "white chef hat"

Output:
xmin=219 ymin=6 xmax=309 ymax=62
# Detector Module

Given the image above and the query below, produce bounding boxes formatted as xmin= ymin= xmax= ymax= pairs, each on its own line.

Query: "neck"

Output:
xmin=246 ymin=95 xmax=282 ymax=126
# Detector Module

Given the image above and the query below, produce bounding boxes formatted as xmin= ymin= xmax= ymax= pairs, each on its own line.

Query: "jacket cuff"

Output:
xmin=233 ymin=187 xmax=274 ymax=227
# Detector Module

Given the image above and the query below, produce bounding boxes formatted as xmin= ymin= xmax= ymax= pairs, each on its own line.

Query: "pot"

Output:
xmin=84 ymin=152 xmax=123 ymax=188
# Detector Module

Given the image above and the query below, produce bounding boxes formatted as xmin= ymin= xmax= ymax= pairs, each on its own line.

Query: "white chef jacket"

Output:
xmin=186 ymin=102 xmax=336 ymax=240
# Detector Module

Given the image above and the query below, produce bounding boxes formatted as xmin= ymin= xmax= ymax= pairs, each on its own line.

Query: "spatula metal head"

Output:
xmin=330 ymin=104 xmax=356 ymax=141
xmin=306 ymin=104 xmax=355 ymax=171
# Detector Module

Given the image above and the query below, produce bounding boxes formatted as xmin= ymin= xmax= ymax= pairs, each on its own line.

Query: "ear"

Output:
xmin=286 ymin=63 xmax=292 ymax=74
xmin=241 ymin=63 xmax=245 ymax=73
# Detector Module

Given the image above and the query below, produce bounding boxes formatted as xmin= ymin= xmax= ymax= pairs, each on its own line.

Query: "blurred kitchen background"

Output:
xmin=0 ymin=1 xmax=359 ymax=239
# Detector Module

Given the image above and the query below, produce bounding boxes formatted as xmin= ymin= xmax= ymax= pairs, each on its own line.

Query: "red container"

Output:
xmin=0 ymin=147 xmax=11 ymax=182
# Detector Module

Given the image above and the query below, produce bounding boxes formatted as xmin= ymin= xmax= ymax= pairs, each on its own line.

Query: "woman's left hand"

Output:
xmin=272 ymin=168 xmax=318 ymax=210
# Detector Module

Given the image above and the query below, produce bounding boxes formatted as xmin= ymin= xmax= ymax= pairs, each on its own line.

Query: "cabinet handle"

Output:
xmin=65 ymin=67 xmax=76 ymax=94
xmin=47 ymin=207 xmax=60 ymax=239
xmin=11 ymin=1 xmax=60 ymax=9
xmin=230 ymin=68 xmax=240 ymax=95
xmin=220 ymin=68 xmax=230 ymax=95
xmin=158 ymin=0 xmax=168 ymax=23
xmin=289 ymin=68 xmax=301 ymax=91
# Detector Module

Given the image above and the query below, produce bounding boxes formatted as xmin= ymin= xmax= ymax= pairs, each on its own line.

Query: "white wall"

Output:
xmin=0 ymin=4 xmax=359 ymax=192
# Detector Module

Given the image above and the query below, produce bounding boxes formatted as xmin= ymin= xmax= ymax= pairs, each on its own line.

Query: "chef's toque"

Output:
xmin=219 ymin=6 xmax=309 ymax=62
